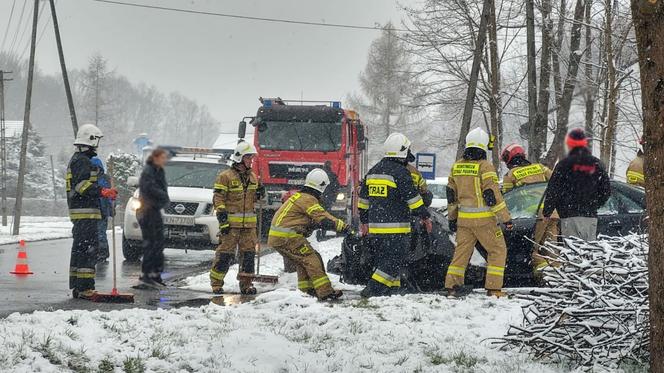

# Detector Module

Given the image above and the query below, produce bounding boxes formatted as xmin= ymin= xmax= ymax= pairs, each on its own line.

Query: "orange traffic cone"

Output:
xmin=10 ymin=240 xmax=33 ymax=275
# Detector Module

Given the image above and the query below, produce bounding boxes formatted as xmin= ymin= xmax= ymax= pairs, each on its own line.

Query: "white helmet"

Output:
xmin=465 ymin=127 xmax=490 ymax=151
xmin=383 ymin=132 xmax=411 ymax=159
xmin=304 ymin=168 xmax=330 ymax=193
xmin=74 ymin=124 xmax=103 ymax=148
xmin=231 ymin=140 xmax=257 ymax=163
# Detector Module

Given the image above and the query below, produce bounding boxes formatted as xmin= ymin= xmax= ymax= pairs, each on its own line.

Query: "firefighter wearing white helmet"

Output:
xmin=358 ymin=133 xmax=432 ymax=297
xmin=268 ymin=168 xmax=350 ymax=300
xmin=445 ymin=127 xmax=512 ymax=298
xmin=66 ymin=124 xmax=117 ymax=300
xmin=209 ymin=139 xmax=264 ymax=295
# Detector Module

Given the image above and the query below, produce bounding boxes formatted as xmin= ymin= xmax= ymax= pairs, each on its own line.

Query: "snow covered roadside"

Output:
xmin=0 ymin=217 xmax=73 ymax=245
xmin=0 ymin=237 xmax=566 ymax=372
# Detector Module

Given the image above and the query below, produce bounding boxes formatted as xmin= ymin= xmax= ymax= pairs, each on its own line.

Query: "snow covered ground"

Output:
xmin=0 ymin=237 xmax=572 ymax=372
xmin=0 ymin=217 xmax=72 ymax=245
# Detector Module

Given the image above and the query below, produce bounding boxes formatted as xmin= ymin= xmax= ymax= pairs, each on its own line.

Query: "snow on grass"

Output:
xmin=0 ymin=217 xmax=72 ymax=245
xmin=0 ymin=237 xmax=568 ymax=372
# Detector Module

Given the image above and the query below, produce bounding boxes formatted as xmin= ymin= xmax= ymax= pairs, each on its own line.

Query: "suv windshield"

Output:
xmin=165 ymin=161 xmax=228 ymax=189
xmin=257 ymin=121 xmax=342 ymax=151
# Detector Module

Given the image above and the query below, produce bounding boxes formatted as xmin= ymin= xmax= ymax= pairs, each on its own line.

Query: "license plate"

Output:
xmin=163 ymin=215 xmax=195 ymax=226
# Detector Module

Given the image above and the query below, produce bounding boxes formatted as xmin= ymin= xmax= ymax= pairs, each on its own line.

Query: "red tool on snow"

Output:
xmin=91 ymin=157 xmax=135 ymax=303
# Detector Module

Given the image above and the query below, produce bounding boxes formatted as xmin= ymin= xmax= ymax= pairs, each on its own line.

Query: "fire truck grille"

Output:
xmin=268 ymin=163 xmax=323 ymax=183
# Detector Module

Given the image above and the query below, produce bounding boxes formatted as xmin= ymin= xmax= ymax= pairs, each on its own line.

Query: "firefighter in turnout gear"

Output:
xmin=268 ymin=168 xmax=348 ymax=300
xmin=626 ymin=137 xmax=645 ymax=188
xmin=501 ymin=143 xmax=559 ymax=280
xmin=446 ymin=128 xmax=512 ymax=297
xmin=358 ymin=133 xmax=432 ymax=297
xmin=66 ymin=124 xmax=117 ymax=300
xmin=209 ymin=141 xmax=264 ymax=295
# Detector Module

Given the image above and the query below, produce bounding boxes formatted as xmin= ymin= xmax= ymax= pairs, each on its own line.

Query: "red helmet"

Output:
xmin=501 ymin=143 xmax=526 ymax=164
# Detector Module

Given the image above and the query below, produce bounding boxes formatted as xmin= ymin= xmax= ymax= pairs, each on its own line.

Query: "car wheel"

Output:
xmin=122 ymin=235 xmax=142 ymax=262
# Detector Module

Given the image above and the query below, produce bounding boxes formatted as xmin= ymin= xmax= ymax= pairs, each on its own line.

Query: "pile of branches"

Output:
xmin=499 ymin=235 xmax=649 ymax=369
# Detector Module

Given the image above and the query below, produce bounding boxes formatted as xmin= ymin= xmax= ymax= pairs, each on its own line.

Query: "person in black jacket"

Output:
xmin=320 ymin=161 xmax=341 ymax=209
xmin=358 ymin=133 xmax=432 ymax=297
xmin=542 ymin=128 xmax=611 ymax=241
xmin=66 ymin=124 xmax=117 ymax=300
xmin=137 ymin=148 xmax=170 ymax=286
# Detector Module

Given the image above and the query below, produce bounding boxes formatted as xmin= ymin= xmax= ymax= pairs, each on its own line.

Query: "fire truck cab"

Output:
xmin=239 ymin=98 xmax=368 ymax=229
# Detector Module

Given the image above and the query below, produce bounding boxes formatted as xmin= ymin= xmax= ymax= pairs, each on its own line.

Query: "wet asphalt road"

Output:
xmin=0 ymin=233 xmax=227 ymax=317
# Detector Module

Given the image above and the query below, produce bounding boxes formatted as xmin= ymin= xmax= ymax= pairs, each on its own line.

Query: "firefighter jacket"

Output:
xmin=502 ymin=162 xmax=552 ymax=193
xmin=268 ymin=188 xmax=346 ymax=244
xmin=447 ymin=157 xmax=511 ymax=227
xmin=407 ymin=164 xmax=433 ymax=207
xmin=66 ymin=151 xmax=101 ymax=221
xmin=626 ymin=154 xmax=644 ymax=187
xmin=213 ymin=165 xmax=260 ymax=228
xmin=358 ymin=158 xmax=430 ymax=235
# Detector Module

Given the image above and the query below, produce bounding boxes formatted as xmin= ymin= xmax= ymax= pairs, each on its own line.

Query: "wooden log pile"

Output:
xmin=499 ymin=235 xmax=649 ymax=369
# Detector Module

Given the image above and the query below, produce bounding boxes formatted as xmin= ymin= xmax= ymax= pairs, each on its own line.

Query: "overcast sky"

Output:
xmin=0 ymin=0 xmax=405 ymax=133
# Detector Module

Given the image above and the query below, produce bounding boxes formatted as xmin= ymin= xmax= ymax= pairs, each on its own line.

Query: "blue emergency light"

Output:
xmin=263 ymin=99 xmax=273 ymax=108
xmin=331 ymin=101 xmax=341 ymax=109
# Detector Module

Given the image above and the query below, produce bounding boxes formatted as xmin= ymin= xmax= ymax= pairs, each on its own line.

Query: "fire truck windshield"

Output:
xmin=257 ymin=121 xmax=342 ymax=151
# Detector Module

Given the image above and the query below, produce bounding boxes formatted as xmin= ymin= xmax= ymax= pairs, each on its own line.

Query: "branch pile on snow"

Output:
xmin=499 ymin=234 xmax=649 ymax=369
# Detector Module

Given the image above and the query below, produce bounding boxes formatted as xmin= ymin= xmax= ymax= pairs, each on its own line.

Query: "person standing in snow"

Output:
xmin=358 ymin=133 xmax=432 ymax=298
xmin=320 ymin=161 xmax=340 ymax=209
xmin=209 ymin=141 xmax=264 ymax=295
xmin=542 ymin=128 xmax=611 ymax=241
xmin=268 ymin=168 xmax=349 ymax=300
xmin=137 ymin=148 xmax=170 ymax=286
xmin=626 ymin=137 xmax=645 ymax=188
xmin=445 ymin=128 xmax=512 ymax=298
xmin=66 ymin=124 xmax=117 ymax=300
xmin=91 ymin=157 xmax=113 ymax=263
xmin=500 ymin=143 xmax=558 ymax=281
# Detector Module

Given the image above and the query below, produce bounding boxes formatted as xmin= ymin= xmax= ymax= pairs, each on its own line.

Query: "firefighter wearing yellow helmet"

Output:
xmin=209 ymin=140 xmax=265 ymax=295
xmin=445 ymin=128 xmax=513 ymax=297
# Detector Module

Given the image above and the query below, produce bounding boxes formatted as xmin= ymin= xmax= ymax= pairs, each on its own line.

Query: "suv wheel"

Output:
xmin=122 ymin=235 xmax=142 ymax=262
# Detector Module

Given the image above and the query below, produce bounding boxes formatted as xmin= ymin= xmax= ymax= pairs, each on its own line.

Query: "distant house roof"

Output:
xmin=213 ymin=132 xmax=254 ymax=150
xmin=2 ymin=121 xmax=23 ymax=138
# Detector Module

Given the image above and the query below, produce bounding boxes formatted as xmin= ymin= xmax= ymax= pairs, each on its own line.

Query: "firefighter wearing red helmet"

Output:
xmin=626 ymin=137 xmax=645 ymax=188
xmin=500 ymin=143 xmax=559 ymax=281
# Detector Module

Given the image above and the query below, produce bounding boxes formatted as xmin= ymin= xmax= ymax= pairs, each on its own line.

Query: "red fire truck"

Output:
xmin=238 ymin=97 xmax=368 ymax=229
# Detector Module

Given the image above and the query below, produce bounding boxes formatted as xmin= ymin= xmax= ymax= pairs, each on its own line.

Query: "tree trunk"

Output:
xmin=532 ymin=0 xmax=554 ymax=161
xmin=551 ymin=0 xmax=568 ymax=106
xmin=543 ymin=0 xmax=586 ymax=167
xmin=525 ymin=0 xmax=539 ymax=157
xmin=630 ymin=1 xmax=664 ymax=371
xmin=583 ymin=0 xmax=596 ymax=149
xmin=488 ymin=0 xmax=502 ymax=170
xmin=456 ymin=0 xmax=491 ymax=159
xmin=599 ymin=1 xmax=618 ymax=173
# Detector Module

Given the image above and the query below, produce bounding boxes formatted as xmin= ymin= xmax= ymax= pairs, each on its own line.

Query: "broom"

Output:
xmin=237 ymin=187 xmax=278 ymax=284
xmin=92 ymin=156 xmax=135 ymax=303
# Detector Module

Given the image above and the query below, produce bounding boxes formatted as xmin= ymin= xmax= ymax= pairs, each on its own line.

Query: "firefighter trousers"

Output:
xmin=445 ymin=223 xmax=507 ymax=291
xmin=210 ymin=228 xmax=256 ymax=292
xmin=363 ymin=234 xmax=409 ymax=297
xmin=532 ymin=218 xmax=560 ymax=272
xmin=138 ymin=207 xmax=166 ymax=279
xmin=272 ymin=237 xmax=334 ymax=298
xmin=70 ymin=219 xmax=99 ymax=291
xmin=97 ymin=216 xmax=110 ymax=261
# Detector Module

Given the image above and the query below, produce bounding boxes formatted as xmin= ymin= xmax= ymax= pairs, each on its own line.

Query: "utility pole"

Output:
xmin=12 ymin=0 xmax=39 ymax=236
xmin=49 ymin=0 xmax=78 ymax=136
xmin=49 ymin=155 xmax=57 ymax=202
xmin=0 ymin=70 xmax=12 ymax=227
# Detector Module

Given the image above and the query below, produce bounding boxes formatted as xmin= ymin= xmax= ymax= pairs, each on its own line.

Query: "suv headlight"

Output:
xmin=129 ymin=198 xmax=142 ymax=211
xmin=336 ymin=192 xmax=345 ymax=201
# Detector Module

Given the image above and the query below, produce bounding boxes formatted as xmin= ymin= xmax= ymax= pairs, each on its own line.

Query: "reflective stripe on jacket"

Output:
xmin=502 ymin=163 xmax=552 ymax=193
xmin=213 ymin=166 xmax=260 ymax=228
xmin=626 ymin=155 xmax=644 ymax=187
xmin=66 ymin=152 xmax=101 ymax=221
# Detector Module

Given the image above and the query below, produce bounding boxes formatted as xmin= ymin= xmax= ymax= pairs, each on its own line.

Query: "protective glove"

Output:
xmin=448 ymin=219 xmax=458 ymax=233
xmin=255 ymin=185 xmax=266 ymax=200
xmin=421 ymin=218 xmax=433 ymax=234
xmin=359 ymin=223 xmax=369 ymax=237
xmin=216 ymin=211 xmax=230 ymax=235
xmin=100 ymin=188 xmax=118 ymax=200
xmin=504 ymin=220 xmax=514 ymax=231
xmin=341 ymin=224 xmax=356 ymax=237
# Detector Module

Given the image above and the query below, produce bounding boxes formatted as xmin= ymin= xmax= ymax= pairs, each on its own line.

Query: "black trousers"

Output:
xmin=363 ymin=234 xmax=410 ymax=296
xmin=70 ymin=219 xmax=99 ymax=291
xmin=137 ymin=207 xmax=165 ymax=278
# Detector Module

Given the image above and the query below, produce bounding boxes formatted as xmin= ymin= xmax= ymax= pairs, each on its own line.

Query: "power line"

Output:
xmin=91 ymin=0 xmax=408 ymax=32
xmin=19 ymin=0 xmax=50 ymax=62
xmin=0 ymin=0 xmax=18 ymax=52
xmin=7 ymin=0 xmax=28 ymax=55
